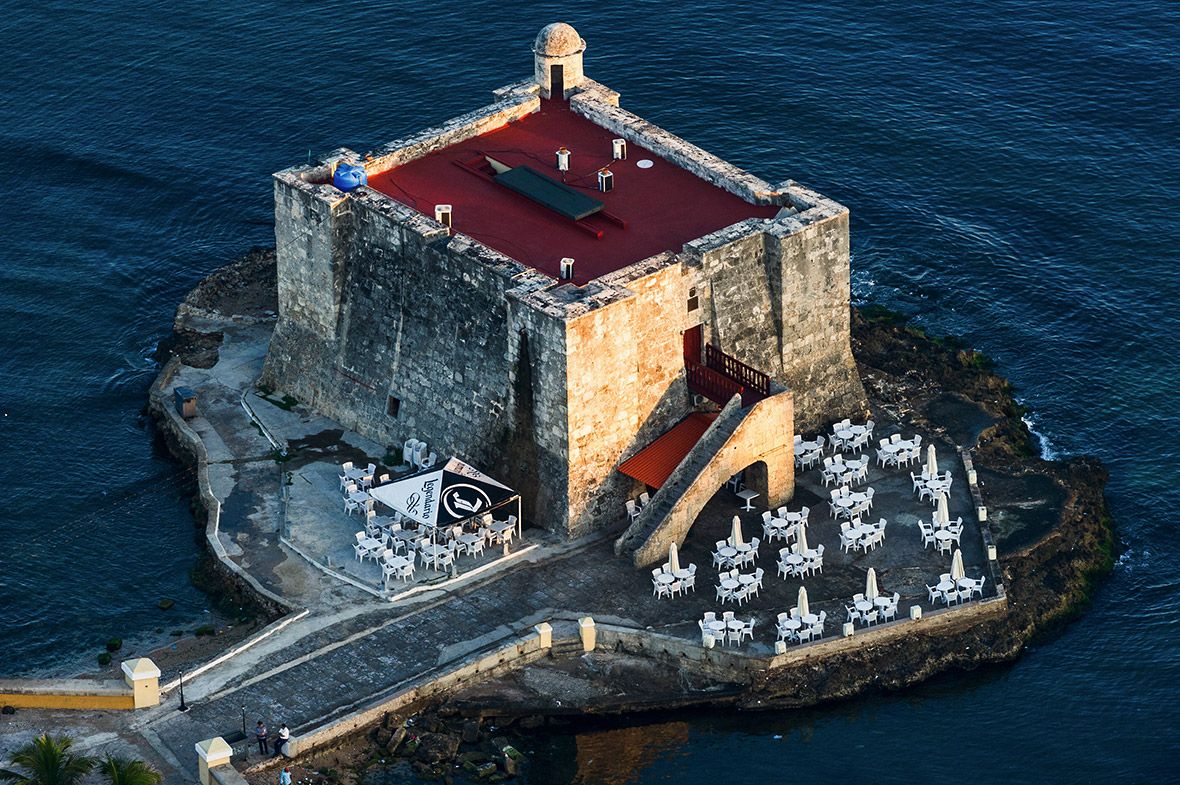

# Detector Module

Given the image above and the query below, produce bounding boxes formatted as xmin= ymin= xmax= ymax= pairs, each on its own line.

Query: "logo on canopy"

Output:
xmin=442 ymin=483 xmax=492 ymax=519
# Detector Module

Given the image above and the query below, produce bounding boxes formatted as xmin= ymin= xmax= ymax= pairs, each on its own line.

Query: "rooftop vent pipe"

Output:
xmin=612 ymin=138 xmax=627 ymax=160
xmin=434 ymin=204 xmax=453 ymax=231
xmin=560 ymin=257 xmax=575 ymax=280
xmin=555 ymin=147 xmax=570 ymax=172
xmin=598 ymin=169 xmax=613 ymax=192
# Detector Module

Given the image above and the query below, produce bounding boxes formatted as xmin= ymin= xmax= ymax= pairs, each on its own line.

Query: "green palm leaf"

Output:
xmin=99 ymin=755 xmax=163 ymax=785
xmin=0 ymin=734 xmax=95 ymax=785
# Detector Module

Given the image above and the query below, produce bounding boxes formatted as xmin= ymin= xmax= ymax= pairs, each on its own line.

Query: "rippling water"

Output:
xmin=2 ymin=0 xmax=1176 ymax=778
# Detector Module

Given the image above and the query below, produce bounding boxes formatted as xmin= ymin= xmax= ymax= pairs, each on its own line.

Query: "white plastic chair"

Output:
xmin=338 ymin=462 xmax=354 ymax=490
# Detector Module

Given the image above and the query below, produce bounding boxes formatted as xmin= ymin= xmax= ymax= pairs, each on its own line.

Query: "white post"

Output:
xmin=987 ymin=544 xmax=997 ymax=561
xmin=978 ymin=506 xmax=988 ymax=521
xmin=910 ymin=605 xmax=923 ymax=621
xmin=842 ymin=622 xmax=854 ymax=638
xmin=534 ymin=622 xmax=552 ymax=650
xmin=120 ymin=657 xmax=161 ymax=708
xmin=703 ymin=634 xmax=716 ymax=649
xmin=578 ymin=617 xmax=596 ymax=652
xmin=195 ymin=738 xmax=233 ymax=785
xmin=774 ymin=640 xmax=787 ymax=655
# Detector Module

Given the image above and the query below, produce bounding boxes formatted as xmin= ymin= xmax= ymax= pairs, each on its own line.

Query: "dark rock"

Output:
xmin=416 ymin=732 xmax=460 ymax=764
xmin=375 ymin=727 xmax=393 ymax=745
xmin=1 ymin=705 xmax=15 ymax=715
xmin=386 ymin=725 xmax=408 ymax=755
xmin=157 ymin=598 xmax=175 ymax=610
xmin=461 ymin=718 xmax=481 ymax=744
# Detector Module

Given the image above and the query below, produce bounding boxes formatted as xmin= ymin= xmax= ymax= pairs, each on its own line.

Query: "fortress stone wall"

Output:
xmin=261 ymin=26 xmax=866 ymax=539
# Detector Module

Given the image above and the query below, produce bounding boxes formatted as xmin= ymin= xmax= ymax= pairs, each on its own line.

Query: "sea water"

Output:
xmin=1 ymin=0 xmax=1176 ymax=779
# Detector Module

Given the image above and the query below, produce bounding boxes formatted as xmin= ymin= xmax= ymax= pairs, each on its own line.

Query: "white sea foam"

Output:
xmin=1021 ymin=412 xmax=1060 ymax=461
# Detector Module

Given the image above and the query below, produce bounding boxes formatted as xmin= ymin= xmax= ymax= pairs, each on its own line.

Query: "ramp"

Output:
xmin=614 ymin=389 xmax=795 ymax=567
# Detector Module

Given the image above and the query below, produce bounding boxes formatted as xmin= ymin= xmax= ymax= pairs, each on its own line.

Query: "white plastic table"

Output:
xmin=801 ymin=613 xmax=819 ymax=626
xmin=795 ymin=440 xmax=820 ymax=454
xmin=718 ymin=546 xmax=738 ymax=560
xmin=737 ymin=573 xmax=757 ymax=586
xmin=784 ymin=553 xmax=804 ymax=566
xmin=721 ymin=578 xmax=740 ymax=591
xmin=655 ymin=573 xmax=675 ymax=585
xmin=419 ymin=543 xmax=449 ymax=568
xmin=855 ymin=599 xmax=874 ymax=613
xmin=936 ymin=579 xmax=955 ymax=593
xmin=736 ymin=489 xmax=759 ymax=510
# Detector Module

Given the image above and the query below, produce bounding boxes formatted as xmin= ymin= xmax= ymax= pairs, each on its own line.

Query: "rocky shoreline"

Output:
xmin=153 ymin=250 xmax=1112 ymax=784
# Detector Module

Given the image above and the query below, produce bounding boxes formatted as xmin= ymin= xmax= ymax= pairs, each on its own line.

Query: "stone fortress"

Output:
xmin=261 ymin=22 xmax=867 ymax=565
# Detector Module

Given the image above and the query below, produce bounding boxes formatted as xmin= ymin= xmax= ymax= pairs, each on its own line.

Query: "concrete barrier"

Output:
xmin=0 ymin=657 xmax=159 ymax=711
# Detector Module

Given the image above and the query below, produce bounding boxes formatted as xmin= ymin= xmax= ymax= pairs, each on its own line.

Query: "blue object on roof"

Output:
xmin=333 ymin=163 xmax=368 ymax=192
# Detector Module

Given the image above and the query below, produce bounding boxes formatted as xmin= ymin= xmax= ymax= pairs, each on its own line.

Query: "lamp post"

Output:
xmin=177 ymin=670 xmax=189 ymax=712
xmin=241 ymin=706 xmax=247 ymax=758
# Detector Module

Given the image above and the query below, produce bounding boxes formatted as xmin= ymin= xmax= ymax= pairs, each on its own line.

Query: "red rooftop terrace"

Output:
xmin=367 ymin=100 xmax=779 ymax=284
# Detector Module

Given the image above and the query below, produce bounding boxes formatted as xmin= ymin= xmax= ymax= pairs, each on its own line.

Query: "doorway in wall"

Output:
xmin=683 ymin=324 xmax=703 ymax=364
xmin=550 ymin=64 xmax=564 ymax=98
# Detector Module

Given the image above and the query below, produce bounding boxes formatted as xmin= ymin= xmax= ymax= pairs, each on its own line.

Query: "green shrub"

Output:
xmin=105 ymin=638 xmax=122 ymax=653
xmin=97 ymin=652 xmax=112 ymax=667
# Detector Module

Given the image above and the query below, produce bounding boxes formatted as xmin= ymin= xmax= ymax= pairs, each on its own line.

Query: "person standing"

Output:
xmin=255 ymin=721 xmax=269 ymax=755
xmin=273 ymin=723 xmax=291 ymax=757
xmin=279 ymin=766 xmax=292 ymax=785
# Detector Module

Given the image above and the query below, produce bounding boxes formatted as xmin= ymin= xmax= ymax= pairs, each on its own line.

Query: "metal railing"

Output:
xmin=686 ymin=361 xmax=744 ymax=405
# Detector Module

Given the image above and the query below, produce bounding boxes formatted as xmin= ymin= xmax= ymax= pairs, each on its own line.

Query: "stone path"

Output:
xmin=129 ymin=318 xmax=994 ymax=780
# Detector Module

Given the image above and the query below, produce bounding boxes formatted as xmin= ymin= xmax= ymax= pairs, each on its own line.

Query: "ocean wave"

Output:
xmin=1021 ymin=412 xmax=1060 ymax=461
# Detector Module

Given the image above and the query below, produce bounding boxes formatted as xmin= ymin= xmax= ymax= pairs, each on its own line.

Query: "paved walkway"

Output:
xmin=125 ymin=318 xmax=994 ymax=779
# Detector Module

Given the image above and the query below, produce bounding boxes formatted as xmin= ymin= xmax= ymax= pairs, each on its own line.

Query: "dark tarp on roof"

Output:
xmin=494 ymin=165 xmax=604 ymax=221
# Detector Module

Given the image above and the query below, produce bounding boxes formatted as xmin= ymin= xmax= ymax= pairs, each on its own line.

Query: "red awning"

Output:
xmin=617 ymin=412 xmax=718 ymax=490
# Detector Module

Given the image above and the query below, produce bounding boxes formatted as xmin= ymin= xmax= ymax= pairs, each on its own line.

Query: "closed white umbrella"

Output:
xmin=951 ymin=549 xmax=965 ymax=581
xmin=926 ymin=444 xmax=938 ymax=476
xmin=731 ymin=516 xmax=744 ymax=548
xmin=936 ymin=492 xmax=950 ymax=526
xmin=866 ymin=567 xmax=879 ymax=601
xmin=669 ymin=542 xmax=681 ymax=575
xmin=793 ymin=525 xmax=810 ymax=555
xmin=797 ymin=586 xmax=810 ymax=618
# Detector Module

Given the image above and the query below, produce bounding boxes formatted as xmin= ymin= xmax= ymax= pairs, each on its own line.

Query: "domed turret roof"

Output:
xmin=534 ymin=23 xmax=585 ymax=57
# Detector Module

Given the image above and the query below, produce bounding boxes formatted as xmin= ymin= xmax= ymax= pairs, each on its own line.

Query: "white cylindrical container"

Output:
xmin=555 ymin=147 xmax=570 ymax=172
xmin=560 ymin=257 xmax=575 ymax=280
xmin=434 ymin=204 xmax=453 ymax=230
xmin=598 ymin=169 xmax=613 ymax=192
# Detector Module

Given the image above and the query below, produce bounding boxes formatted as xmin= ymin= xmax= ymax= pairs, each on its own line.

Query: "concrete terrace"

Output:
xmin=114 ymin=317 xmax=998 ymax=781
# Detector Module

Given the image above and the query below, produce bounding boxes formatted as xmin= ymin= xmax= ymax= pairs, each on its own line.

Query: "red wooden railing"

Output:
xmin=686 ymin=361 xmax=744 ymax=405
xmin=705 ymin=344 xmax=770 ymax=397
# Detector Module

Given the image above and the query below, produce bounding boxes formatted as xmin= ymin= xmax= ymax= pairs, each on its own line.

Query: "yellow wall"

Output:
xmin=0 ymin=691 xmax=136 ymax=710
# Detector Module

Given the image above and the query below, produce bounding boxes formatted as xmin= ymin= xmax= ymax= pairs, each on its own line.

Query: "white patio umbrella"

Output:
xmin=797 ymin=586 xmax=810 ymax=618
xmin=669 ymin=542 xmax=681 ymax=575
xmin=935 ymin=492 xmax=950 ymax=525
xmin=793 ymin=525 xmax=810 ymax=555
xmin=926 ymin=444 xmax=938 ymax=476
xmin=951 ymin=549 xmax=965 ymax=581
xmin=731 ymin=516 xmax=745 ymax=548
xmin=866 ymin=567 xmax=880 ymax=601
